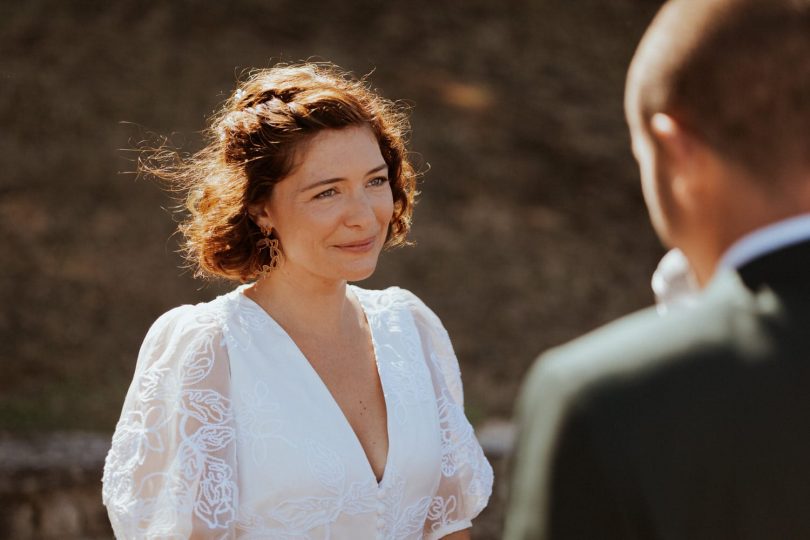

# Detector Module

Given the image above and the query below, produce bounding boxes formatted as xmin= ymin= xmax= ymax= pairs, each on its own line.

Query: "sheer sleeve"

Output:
xmin=102 ymin=305 xmax=238 ymax=539
xmin=400 ymin=290 xmax=493 ymax=540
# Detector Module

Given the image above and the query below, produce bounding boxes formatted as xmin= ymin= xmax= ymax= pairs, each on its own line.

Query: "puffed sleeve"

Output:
xmin=400 ymin=290 xmax=493 ymax=540
xmin=102 ymin=304 xmax=238 ymax=539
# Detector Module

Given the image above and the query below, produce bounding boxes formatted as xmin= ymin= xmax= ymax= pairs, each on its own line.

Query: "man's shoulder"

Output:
xmin=522 ymin=273 xmax=757 ymax=408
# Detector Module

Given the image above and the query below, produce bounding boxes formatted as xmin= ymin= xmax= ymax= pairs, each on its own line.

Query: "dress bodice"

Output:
xmin=102 ymin=286 xmax=492 ymax=539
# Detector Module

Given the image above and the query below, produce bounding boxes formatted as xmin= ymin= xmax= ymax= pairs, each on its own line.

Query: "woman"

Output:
xmin=101 ymin=63 xmax=492 ymax=539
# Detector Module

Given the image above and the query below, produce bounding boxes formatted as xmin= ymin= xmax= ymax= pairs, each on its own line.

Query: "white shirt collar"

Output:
xmin=718 ymin=213 xmax=810 ymax=271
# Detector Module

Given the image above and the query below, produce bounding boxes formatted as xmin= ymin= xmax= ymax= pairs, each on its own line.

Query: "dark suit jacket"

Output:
xmin=504 ymin=240 xmax=810 ymax=540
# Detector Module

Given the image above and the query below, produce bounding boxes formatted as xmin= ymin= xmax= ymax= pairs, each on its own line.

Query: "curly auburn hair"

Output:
xmin=147 ymin=63 xmax=418 ymax=282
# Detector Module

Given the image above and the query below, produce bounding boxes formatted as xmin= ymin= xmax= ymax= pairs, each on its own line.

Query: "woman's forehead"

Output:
xmin=292 ymin=126 xmax=385 ymax=181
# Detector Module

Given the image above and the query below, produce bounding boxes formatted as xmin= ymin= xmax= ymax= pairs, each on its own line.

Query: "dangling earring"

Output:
xmin=256 ymin=225 xmax=281 ymax=276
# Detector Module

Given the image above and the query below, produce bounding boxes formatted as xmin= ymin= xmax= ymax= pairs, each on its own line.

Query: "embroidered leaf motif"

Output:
xmin=306 ymin=439 xmax=346 ymax=495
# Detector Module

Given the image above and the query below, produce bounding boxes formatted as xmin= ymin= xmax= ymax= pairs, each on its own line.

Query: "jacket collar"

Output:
xmin=737 ymin=238 xmax=810 ymax=291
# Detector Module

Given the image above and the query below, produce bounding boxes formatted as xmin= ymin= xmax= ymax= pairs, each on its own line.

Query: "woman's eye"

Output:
xmin=314 ymin=188 xmax=337 ymax=199
xmin=368 ymin=176 xmax=388 ymax=187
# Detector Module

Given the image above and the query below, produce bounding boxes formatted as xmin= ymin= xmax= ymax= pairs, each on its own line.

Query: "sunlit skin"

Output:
xmin=245 ymin=124 xmax=396 ymax=342
xmin=627 ymin=104 xmax=810 ymax=287
xmin=254 ymin=125 xmax=394 ymax=289
xmin=443 ymin=529 xmax=471 ymax=540
xmin=627 ymin=109 xmax=740 ymax=286
xmin=629 ymin=117 xmax=670 ymax=244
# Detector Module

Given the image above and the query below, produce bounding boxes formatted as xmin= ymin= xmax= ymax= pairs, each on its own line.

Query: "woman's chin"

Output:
xmin=341 ymin=261 xmax=379 ymax=283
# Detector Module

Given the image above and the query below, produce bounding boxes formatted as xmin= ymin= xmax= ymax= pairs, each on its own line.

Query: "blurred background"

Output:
xmin=1 ymin=0 xmax=665 ymax=537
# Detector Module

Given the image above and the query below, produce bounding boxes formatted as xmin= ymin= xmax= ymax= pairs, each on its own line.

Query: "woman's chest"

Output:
xmin=296 ymin=332 xmax=389 ymax=478
xmin=225 ymin=323 xmax=443 ymax=538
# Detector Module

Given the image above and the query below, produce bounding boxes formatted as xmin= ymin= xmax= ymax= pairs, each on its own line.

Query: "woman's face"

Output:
xmin=255 ymin=125 xmax=394 ymax=286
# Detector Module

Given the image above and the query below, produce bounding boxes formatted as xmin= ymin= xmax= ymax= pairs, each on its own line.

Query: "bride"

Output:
xmin=102 ymin=63 xmax=492 ymax=539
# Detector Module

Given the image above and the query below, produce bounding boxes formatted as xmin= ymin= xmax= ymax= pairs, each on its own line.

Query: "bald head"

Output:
xmin=626 ymin=0 xmax=810 ymax=182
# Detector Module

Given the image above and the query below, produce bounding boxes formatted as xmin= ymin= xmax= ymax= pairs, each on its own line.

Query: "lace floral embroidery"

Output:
xmin=234 ymin=380 xmax=294 ymax=466
xmin=380 ymin=468 xmax=434 ymax=540
xmin=235 ymin=439 xmax=378 ymax=537
xmin=103 ymin=286 xmax=492 ymax=539
xmin=427 ymin=494 xmax=457 ymax=534
xmin=102 ymin=306 xmax=238 ymax=538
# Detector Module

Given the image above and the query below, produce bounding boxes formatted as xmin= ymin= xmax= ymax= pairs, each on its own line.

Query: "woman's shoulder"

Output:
xmin=351 ymin=285 xmax=433 ymax=314
xmin=350 ymin=284 xmax=411 ymax=302
xmin=134 ymin=289 xmax=249 ymax=378
xmin=142 ymin=287 xmax=245 ymax=345
xmin=351 ymin=285 xmax=446 ymax=331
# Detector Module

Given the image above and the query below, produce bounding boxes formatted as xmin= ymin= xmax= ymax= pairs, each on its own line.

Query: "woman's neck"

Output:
xmin=245 ymin=264 xmax=360 ymax=338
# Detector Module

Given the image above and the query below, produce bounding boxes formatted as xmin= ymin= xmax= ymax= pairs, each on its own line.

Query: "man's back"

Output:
xmin=506 ymin=240 xmax=810 ymax=539
xmin=506 ymin=0 xmax=810 ymax=536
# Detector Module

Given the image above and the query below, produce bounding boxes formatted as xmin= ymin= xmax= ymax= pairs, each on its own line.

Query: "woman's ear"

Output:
xmin=247 ymin=201 xmax=273 ymax=230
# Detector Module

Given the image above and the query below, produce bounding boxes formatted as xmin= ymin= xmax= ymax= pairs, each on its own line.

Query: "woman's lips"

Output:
xmin=334 ymin=236 xmax=377 ymax=253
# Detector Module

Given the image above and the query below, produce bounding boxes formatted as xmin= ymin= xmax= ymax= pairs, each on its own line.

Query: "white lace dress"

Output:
xmin=102 ymin=285 xmax=493 ymax=539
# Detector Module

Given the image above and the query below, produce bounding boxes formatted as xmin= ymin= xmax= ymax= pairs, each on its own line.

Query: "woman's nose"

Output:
xmin=345 ymin=191 xmax=376 ymax=228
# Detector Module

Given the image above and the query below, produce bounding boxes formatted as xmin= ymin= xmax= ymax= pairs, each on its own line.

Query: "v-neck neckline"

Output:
xmin=236 ymin=284 xmax=392 ymax=487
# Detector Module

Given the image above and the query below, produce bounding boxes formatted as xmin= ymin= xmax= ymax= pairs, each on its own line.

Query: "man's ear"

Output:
xmin=649 ymin=113 xmax=705 ymax=210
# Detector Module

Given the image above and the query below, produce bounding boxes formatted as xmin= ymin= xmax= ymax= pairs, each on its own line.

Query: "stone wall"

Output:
xmin=0 ymin=432 xmax=112 ymax=539
xmin=0 ymin=423 xmax=513 ymax=539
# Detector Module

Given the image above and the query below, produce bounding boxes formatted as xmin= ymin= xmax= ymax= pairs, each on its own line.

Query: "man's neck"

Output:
xmin=685 ymin=207 xmax=810 ymax=287
xmin=717 ymin=213 xmax=810 ymax=271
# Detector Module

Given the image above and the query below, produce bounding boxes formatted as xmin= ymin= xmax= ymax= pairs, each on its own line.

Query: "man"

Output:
xmin=504 ymin=0 xmax=810 ymax=538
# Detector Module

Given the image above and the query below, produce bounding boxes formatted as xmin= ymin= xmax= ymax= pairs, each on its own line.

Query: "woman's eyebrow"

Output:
xmin=365 ymin=163 xmax=389 ymax=175
xmin=299 ymin=163 xmax=388 ymax=192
